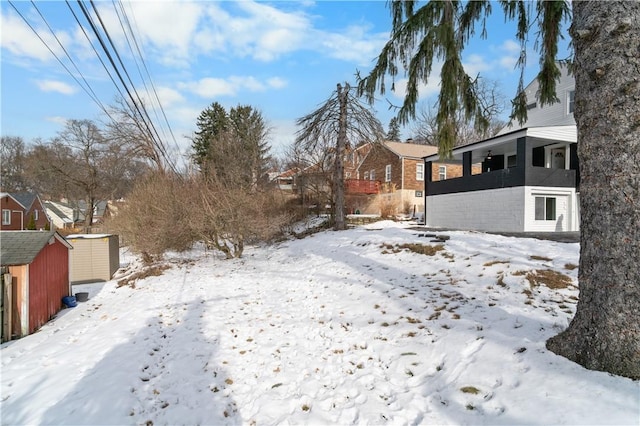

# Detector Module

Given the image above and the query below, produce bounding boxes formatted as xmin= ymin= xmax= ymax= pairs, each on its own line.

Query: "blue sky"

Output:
xmin=1 ymin=1 xmax=571 ymax=160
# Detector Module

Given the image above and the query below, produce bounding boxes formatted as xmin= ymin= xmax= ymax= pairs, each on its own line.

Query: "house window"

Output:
xmin=385 ymin=165 xmax=392 ymax=182
xmin=346 ymin=172 xmax=351 ymax=179
xmin=507 ymin=155 xmax=517 ymax=168
xmin=568 ymin=90 xmax=575 ymax=114
xmin=416 ymin=164 xmax=424 ymax=181
xmin=364 ymin=171 xmax=369 ymax=180
xmin=34 ymin=210 xmax=39 ymax=220
xmin=535 ymin=197 xmax=556 ymax=220
xmin=2 ymin=209 xmax=10 ymax=225
xmin=370 ymin=170 xmax=375 ymax=181
xmin=526 ymin=102 xmax=537 ymax=110
xmin=438 ymin=166 xmax=446 ymax=181
xmin=415 ymin=191 xmax=423 ymax=198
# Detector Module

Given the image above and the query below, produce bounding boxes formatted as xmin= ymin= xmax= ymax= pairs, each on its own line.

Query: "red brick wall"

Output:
xmin=1 ymin=196 xmax=25 ymax=230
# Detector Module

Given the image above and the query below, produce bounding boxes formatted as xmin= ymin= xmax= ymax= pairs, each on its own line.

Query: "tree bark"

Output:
xmin=334 ymin=83 xmax=348 ymax=231
xmin=546 ymin=1 xmax=640 ymax=380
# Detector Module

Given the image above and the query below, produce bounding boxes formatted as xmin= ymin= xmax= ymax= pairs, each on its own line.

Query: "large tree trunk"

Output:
xmin=334 ymin=83 xmax=348 ymax=231
xmin=547 ymin=1 xmax=640 ymax=380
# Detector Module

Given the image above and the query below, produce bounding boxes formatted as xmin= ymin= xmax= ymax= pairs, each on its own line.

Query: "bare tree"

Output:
xmin=296 ymin=82 xmax=384 ymax=230
xmin=412 ymin=79 xmax=507 ymax=146
xmin=285 ymin=137 xmax=335 ymax=216
xmin=104 ymin=97 xmax=168 ymax=172
xmin=26 ymin=119 xmax=143 ymax=232
xmin=0 ymin=136 xmax=28 ymax=192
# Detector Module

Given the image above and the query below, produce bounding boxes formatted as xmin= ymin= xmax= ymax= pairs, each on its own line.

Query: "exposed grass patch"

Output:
xmin=526 ymin=269 xmax=574 ymax=289
xmin=530 ymin=255 xmax=553 ymax=262
xmin=381 ymin=243 xmax=444 ymax=256
xmin=117 ymin=264 xmax=171 ymax=288
xmin=460 ymin=386 xmax=481 ymax=394
xmin=483 ymin=260 xmax=510 ymax=267
xmin=564 ymin=263 xmax=578 ymax=270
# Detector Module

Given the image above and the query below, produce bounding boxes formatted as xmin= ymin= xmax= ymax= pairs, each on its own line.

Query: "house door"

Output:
xmin=550 ymin=148 xmax=567 ymax=169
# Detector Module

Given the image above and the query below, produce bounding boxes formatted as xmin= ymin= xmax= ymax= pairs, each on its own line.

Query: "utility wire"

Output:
xmin=114 ymin=0 xmax=177 ymax=148
xmin=87 ymin=1 xmax=169 ymax=162
xmin=7 ymin=1 xmax=113 ymax=121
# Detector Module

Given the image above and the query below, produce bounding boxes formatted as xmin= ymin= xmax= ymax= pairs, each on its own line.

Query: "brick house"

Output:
xmin=1 ymin=192 xmax=51 ymax=231
xmin=348 ymin=141 xmax=464 ymax=216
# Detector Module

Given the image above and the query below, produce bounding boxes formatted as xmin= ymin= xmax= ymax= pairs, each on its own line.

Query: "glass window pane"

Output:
xmin=546 ymin=197 xmax=556 ymax=220
xmin=535 ymin=197 xmax=544 ymax=220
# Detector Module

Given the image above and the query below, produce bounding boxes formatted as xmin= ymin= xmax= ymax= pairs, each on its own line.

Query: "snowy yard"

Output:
xmin=1 ymin=220 xmax=638 ymax=425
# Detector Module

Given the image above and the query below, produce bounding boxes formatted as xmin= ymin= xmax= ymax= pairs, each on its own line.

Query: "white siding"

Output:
xmin=426 ymin=187 xmax=526 ymax=232
xmin=498 ymin=65 xmax=575 ymax=135
xmin=426 ymin=186 xmax=580 ymax=232
xmin=524 ymin=187 xmax=579 ymax=232
xmin=68 ymin=235 xmax=120 ymax=283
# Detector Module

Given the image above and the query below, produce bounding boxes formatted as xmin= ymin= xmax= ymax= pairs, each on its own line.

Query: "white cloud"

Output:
xmin=391 ymin=62 xmax=443 ymax=103
xmin=156 ymin=87 xmax=185 ymax=108
xmin=463 ymin=54 xmax=491 ymax=77
xmin=497 ymin=39 xmax=521 ymax=71
xmin=179 ymin=75 xmax=287 ymax=98
xmin=318 ymin=25 xmax=389 ymax=66
xmin=98 ymin=1 xmax=205 ymax=67
xmin=36 ymin=80 xmax=78 ymax=95
xmin=45 ymin=116 xmax=68 ymax=126
xmin=179 ymin=78 xmax=236 ymax=98
xmin=1 ymin=12 xmax=61 ymax=62
xmin=267 ymin=77 xmax=288 ymax=89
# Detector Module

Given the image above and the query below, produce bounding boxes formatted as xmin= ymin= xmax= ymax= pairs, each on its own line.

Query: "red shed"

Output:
xmin=1 ymin=230 xmax=72 ymax=341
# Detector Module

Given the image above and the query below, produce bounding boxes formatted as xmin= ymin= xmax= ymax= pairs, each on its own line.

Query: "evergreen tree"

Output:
xmin=191 ymin=102 xmax=229 ymax=170
xmin=228 ymin=105 xmax=271 ymax=188
xmin=386 ymin=117 xmax=401 ymax=141
xmin=359 ymin=0 xmax=640 ymax=379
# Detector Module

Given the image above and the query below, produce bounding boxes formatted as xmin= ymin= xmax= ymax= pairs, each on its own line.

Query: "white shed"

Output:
xmin=67 ymin=234 xmax=120 ymax=284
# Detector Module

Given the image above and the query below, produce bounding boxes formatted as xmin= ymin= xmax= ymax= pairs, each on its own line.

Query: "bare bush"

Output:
xmin=192 ymin=177 xmax=292 ymax=259
xmin=106 ymin=172 xmax=195 ymax=261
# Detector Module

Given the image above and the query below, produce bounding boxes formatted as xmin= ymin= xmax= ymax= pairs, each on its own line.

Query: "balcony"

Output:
xmin=426 ymin=166 xmax=577 ymax=196
xmin=345 ymin=179 xmax=380 ymax=194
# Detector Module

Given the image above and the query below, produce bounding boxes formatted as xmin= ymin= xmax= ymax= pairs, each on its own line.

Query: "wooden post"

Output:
xmin=2 ymin=273 xmax=12 ymax=342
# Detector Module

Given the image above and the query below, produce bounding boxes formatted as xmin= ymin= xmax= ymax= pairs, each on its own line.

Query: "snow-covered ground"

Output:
xmin=1 ymin=220 xmax=638 ymax=425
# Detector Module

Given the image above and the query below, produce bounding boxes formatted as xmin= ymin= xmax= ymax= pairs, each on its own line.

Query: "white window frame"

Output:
xmin=416 ymin=163 xmax=424 ymax=181
xmin=2 ymin=209 xmax=10 ymax=225
xmin=438 ymin=166 xmax=447 ymax=181
xmin=535 ymin=196 xmax=557 ymax=221
xmin=567 ymin=90 xmax=575 ymax=114
xmin=363 ymin=171 xmax=369 ymax=180
xmin=385 ymin=165 xmax=392 ymax=182
xmin=34 ymin=210 xmax=39 ymax=220
xmin=370 ymin=170 xmax=376 ymax=181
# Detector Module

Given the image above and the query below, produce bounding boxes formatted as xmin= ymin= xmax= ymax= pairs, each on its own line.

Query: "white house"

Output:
xmin=423 ymin=66 xmax=579 ymax=233
xmin=498 ymin=63 xmax=575 ymax=134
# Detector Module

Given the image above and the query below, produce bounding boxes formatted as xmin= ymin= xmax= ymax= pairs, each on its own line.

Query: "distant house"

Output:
xmin=1 ymin=192 xmax=51 ymax=231
xmin=348 ymin=141 xmax=467 ymax=216
xmin=1 ymin=230 xmax=73 ymax=340
xmin=273 ymin=168 xmax=301 ymax=192
xmin=43 ymin=200 xmax=83 ymax=230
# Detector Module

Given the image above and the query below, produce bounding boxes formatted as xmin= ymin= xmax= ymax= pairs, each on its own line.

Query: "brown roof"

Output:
xmin=384 ymin=141 xmax=438 ymax=159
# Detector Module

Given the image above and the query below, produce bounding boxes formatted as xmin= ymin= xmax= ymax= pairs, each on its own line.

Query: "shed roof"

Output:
xmin=1 ymin=231 xmax=72 ymax=266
